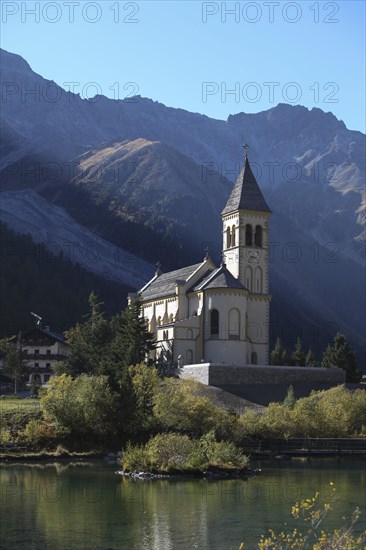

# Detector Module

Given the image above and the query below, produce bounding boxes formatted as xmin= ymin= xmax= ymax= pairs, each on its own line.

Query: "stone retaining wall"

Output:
xmin=179 ymin=363 xmax=345 ymax=387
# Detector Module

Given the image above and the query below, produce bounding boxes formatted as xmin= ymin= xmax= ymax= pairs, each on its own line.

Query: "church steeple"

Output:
xmin=222 ymin=147 xmax=271 ymax=216
xmin=221 ymin=146 xmax=271 ymax=293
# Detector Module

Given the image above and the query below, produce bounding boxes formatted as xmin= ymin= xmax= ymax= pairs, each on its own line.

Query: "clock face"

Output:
xmin=248 ymin=251 xmax=260 ymax=263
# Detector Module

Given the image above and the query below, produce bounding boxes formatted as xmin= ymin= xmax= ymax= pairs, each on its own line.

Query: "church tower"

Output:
xmin=221 ymin=145 xmax=272 ymax=364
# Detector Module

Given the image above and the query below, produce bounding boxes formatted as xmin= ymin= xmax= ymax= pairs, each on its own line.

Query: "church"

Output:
xmin=136 ymin=147 xmax=272 ymax=368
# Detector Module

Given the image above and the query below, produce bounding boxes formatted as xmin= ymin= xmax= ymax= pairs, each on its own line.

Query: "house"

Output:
xmin=135 ymin=149 xmax=271 ymax=367
xmin=21 ymin=326 xmax=71 ymax=387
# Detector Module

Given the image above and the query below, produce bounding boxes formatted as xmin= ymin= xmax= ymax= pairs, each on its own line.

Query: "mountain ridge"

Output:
xmin=0 ymin=48 xmax=365 ymax=365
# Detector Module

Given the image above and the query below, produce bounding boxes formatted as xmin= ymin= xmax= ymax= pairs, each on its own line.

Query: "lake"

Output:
xmin=0 ymin=458 xmax=365 ymax=549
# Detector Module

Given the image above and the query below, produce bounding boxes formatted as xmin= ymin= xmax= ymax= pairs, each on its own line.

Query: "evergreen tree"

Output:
xmin=305 ymin=349 xmax=316 ymax=367
xmin=282 ymin=385 xmax=296 ymax=409
xmin=321 ymin=332 xmax=362 ymax=382
xmin=62 ymin=292 xmax=112 ymax=377
xmin=2 ymin=333 xmax=27 ymax=394
xmin=291 ymin=337 xmax=306 ymax=366
xmin=270 ymin=337 xmax=288 ymax=366
xmin=102 ymin=295 xmax=155 ymax=387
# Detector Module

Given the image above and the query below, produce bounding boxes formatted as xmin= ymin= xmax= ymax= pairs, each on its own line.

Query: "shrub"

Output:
xmin=41 ymin=374 xmax=120 ymax=439
xmin=239 ymin=483 xmax=366 ymax=549
xmin=120 ymin=432 xmax=249 ymax=473
xmin=153 ymin=378 xmax=241 ymax=439
xmin=22 ymin=419 xmax=56 ymax=447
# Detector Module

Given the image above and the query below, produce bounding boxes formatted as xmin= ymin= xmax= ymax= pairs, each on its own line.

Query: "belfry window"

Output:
xmin=226 ymin=227 xmax=231 ymax=248
xmin=245 ymin=224 xmax=252 ymax=246
xmin=231 ymin=225 xmax=236 ymax=246
xmin=255 ymin=225 xmax=262 ymax=247
xmin=210 ymin=309 xmax=219 ymax=336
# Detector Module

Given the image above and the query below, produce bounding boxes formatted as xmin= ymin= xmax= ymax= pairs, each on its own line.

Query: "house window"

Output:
xmin=34 ymin=363 xmax=39 ymax=368
xmin=46 ymin=350 xmax=51 ymax=355
xmin=46 ymin=363 xmax=51 ymax=369
xmin=245 ymin=224 xmax=252 ymax=246
xmin=35 ymin=349 xmax=39 ymax=355
xmin=210 ymin=309 xmax=219 ymax=336
xmin=255 ymin=225 xmax=262 ymax=247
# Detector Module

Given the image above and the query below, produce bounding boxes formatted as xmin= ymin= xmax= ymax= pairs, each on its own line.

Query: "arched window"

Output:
xmin=157 ymin=316 xmax=162 ymax=326
xmin=186 ymin=329 xmax=193 ymax=340
xmin=186 ymin=349 xmax=193 ymax=364
xmin=231 ymin=225 xmax=236 ymax=246
xmin=210 ymin=309 xmax=219 ymax=336
xmin=245 ymin=266 xmax=253 ymax=291
xmin=255 ymin=225 xmax=262 ymax=247
xmin=228 ymin=308 xmax=240 ymax=340
xmin=245 ymin=224 xmax=252 ymax=246
xmin=255 ymin=266 xmax=263 ymax=293
xmin=251 ymin=351 xmax=258 ymax=365
xmin=226 ymin=227 xmax=231 ymax=248
xmin=169 ymin=313 xmax=174 ymax=323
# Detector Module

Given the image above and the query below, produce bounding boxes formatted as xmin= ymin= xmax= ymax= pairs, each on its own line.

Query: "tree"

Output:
xmin=282 ymin=385 xmax=296 ymax=409
xmin=116 ymin=295 xmax=155 ymax=368
xmin=41 ymin=374 xmax=120 ymax=439
xmin=270 ymin=337 xmax=288 ymax=366
xmin=62 ymin=292 xmax=112 ymax=377
xmin=305 ymin=348 xmax=316 ymax=367
xmin=1 ymin=333 xmax=27 ymax=394
xmin=129 ymin=363 xmax=160 ymax=429
xmin=290 ymin=337 xmax=305 ymax=366
xmin=100 ymin=295 xmax=155 ymax=388
xmin=321 ymin=332 xmax=362 ymax=382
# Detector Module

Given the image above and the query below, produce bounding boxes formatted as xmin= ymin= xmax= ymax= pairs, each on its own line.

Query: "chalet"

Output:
xmin=21 ymin=327 xmax=71 ymax=387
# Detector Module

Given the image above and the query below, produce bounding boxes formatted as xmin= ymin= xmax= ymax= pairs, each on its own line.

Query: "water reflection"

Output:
xmin=0 ymin=458 xmax=365 ymax=550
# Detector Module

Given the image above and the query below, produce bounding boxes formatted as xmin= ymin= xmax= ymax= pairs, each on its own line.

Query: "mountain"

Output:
xmin=0 ymin=48 xmax=365 ymax=365
xmin=0 ymin=223 xmax=131 ymax=338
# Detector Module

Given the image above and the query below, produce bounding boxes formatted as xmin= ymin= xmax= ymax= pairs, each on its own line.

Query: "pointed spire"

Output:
xmin=222 ymin=146 xmax=271 ymax=216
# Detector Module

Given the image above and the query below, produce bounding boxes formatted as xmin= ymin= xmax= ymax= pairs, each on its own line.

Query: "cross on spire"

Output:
xmin=242 ymin=143 xmax=249 ymax=159
xmin=155 ymin=261 xmax=162 ymax=276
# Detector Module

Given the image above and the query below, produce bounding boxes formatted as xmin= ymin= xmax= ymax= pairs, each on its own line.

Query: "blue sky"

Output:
xmin=1 ymin=0 xmax=365 ymax=131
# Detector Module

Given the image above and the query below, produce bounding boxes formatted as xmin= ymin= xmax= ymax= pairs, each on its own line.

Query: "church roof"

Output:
xmin=222 ymin=156 xmax=271 ymax=216
xmin=192 ymin=265 xmax=247 ymax=292
xmin=139 ymin=262 xmax=206 ymax=301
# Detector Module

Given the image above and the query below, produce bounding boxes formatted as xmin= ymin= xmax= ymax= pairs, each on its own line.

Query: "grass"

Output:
xmin=0 ymin=397 xmax=40 ymax=413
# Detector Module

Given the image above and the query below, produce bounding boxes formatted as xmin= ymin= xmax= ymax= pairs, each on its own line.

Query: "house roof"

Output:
xmin=222 ymin=156 xmax=271 ymax=216
xmin=139 ymin=262 xmax=207 ymax=301
xmin=192 ymin=265 xmax=247 ymax=292
xmin=22 ymin=327 xmax=66 ymax=344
